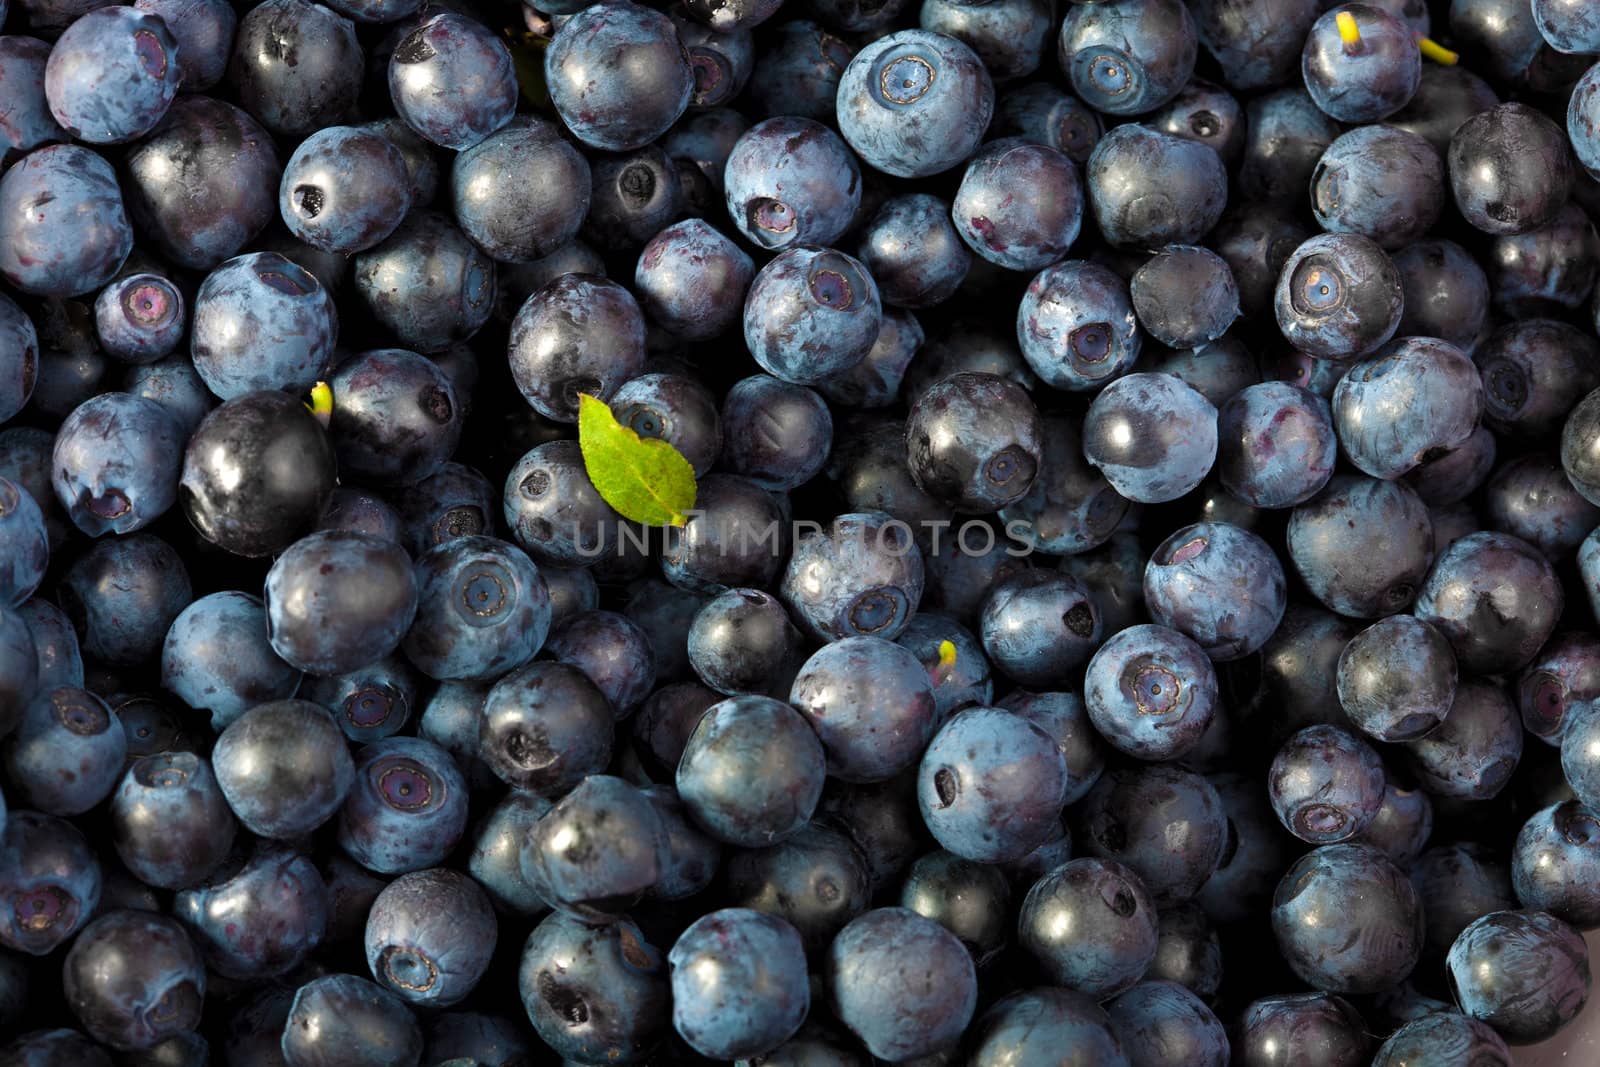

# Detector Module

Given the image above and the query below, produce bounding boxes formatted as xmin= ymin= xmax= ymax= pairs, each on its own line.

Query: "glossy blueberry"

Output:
xmin=354 ymin=210 xmax=494 ymax=352
xmin=1301 ymin=5 xmax=1420 ymax=123
xmin=174 ymin=844 xmax=327 ymax=979
xmin=132 ymin=0 xmax=235 ymax=89
xmin=1234 ymin=993 xmax=1373 ymax=1067
xmin=1236 ymin=88 xmax=1341 ymax=205
xmin=1019 ymin=857 xmax=1159 ymax=997
xmin=836 ymin=30 xmax=994 ymax=178
xmin=0 ymin=38 xmax=67 ymax=161
xmin=907 ymin=373 xmax=1041 ymax=513
xmin=301 ymin=653 xmax=419 ymax=744
xmin=1486 ymin=452 xmax=1600 ymax=558
xmin=1216 ymin=382 xmax=1337 ymax=509
xmin=1447 ymin=909 xmax=1591 ymax=1044
xmin=504 ymin=440 xmax=627 ymax=567
xmin=898 ymin=848 xmax=1009 ymax=967
xmin=190 ymin=252 xmax=336 ymax=400
xmin=231 ymin=0 xmax=362 ymax=133
xmin=746 ymin=20 xmax=853 ymax=121
xmin=1488 ymin=201 xmax=1600 ymax=317
xmin=388 ymin=13 xmax=515 ymax=152
xmin=829 ymin=417 xmax=948 ymax=530
xmin=465 ymin=790 xmax=551 ymax=916
xmin=632 ymin=681 xmax=717 ymax=783
xmin=1413 ymin=841 xmax=1520 ymax=967
xmin=1079 ymin=765 xmax=1225 ymax=909
xmin=1535 ymin=0 xmax=1600 ymax=53
xmin=969 ymin=987 xmax=1128 ymax=1067
xmin=581 ymin=144 xmax=683 ymax=253
xmin=744 ymin=247 xmax=881 ymax=386
xmin=997 ymin=413 xmax=1125 ymax=555
xmin=1372 ymin=1013 xmax=1511 ymax=1067
xmin=677 ymin=694 xmax=825 ymax=847
xmin=1451 ymin=103 xmax=1573 ymax=236
xmin=1416 ymin=531 xmax=1561 ymax=675
xmin=0 ymin=810 xmax=100 ymax=955
xmin=1148 ymin=77 xmax=1245 ymax=165
xmin=672 ymin=8 xmax=753 ymax=107
xmin=828 ymin=907 xmax=976 ymax=1060
xmin=0 ymin=144 xmax=132 ymax=298
xmin=1272 ymin=843 xmax=1423 ymax=994
xmin=986 ymin=693 xmax=1100 ymax=808
xmin=611 ymin=372 xmax=723 ymax=479
xmin=1106 ymin=981 xmax=1227 ymax=1067
xmin=1311 ymin=126 xmax=1444 ymax=250
xmin=669 ymin=908 xmax=808 ymax=1059
xmin=1145 ymin=522 xmax=1285 ymax=661
xmin=686 ymin=588 xmax=802 ymax=699
xmin=1059 ymin=0 xmax=1195 ymax=116
xmin=979 ymin=570 xmax=1099 ymax=686
xmin=1336 ymin=614 xmax=1458 ymax=742
xmin=1084 ymin=373 xmax=1218 ymax=504
xmin=1573 ymin=59 xmax=1600 ymax=177
xmin=400 ymin=535 xmax=548 ymax=682
xmin=635 ymin=220 xmax=753 ymax=342
xmin=338 ymin=736 xmax=467 ymax=875
xmin=265 ymin=531 xmax=418 ymax=676
xmin=451 ymin=118 xmax=589 ymax=262
xmin=1274 ymin=233 xmax=1404 ymax=362
xmin=123 ymin=97 xmax=281 ymax=271
xmin=53 ymin=392 xmax=183 ymax=540
xmin=44 ymin=7 xmax=179 ymax=144
xmin=1391 ymin=239 xmax=1490 ymax=355
xmin=1147 ymin=903 xmax=1223 ymax=1000
xmin=5 ymin=686 xmax=124 ymax=815
xmin=545 ymin=611 xmax=655 ymax=715
xmin=1129 ymin=246 xmax=1239 ymax=351
xmin=1512 ymin=801 xmax=1600 ymax=929
xmin=1015 ymin=263 xmax=1137 ymax=395
xmin=522 ymin=774 xmax=669 ymax=920
xmin=990 ymin=81 xmax=1103 ymax=164
xmin=724 ymin=117 xmax=861 ymax=251
xmin=519 ymin=911 xmax=669 ymax=1064
xmin=1388 ymin=60 xmax=1501 ymax=156
xmin=1083 ymin=624 xmax=1215 ymax=761
xmin=924 ymin=0 xmax=1052 ymax=81
xmin=1288 ymin=474 xmax=1433 ymax=618
xmin=212 ymin=700 xmax=352 ymax=838
xmin=780 ymin=511 xmax=925 ymax=642
xmin=642 ymin=784 xmax=721 ymax=902
xmin=93 ymin=274 xmax=184 ymax=365
xmin=59 ymin=533 xmax=189 ymax=667
xmin=280 ymin=973 xmax=422 ymax=1067
xmin=952 ymin=139 xmax=1080 ymax=273
xmin=1520 ymin=633 xmax=1600 ymax=746
xmin=1268 ymin=725 xmax=1386 ymax=844
xmin=1087 ymin=124 xmax=1228 ymax=249
xmin=161 ymin=592 xmax=302 ymax=731
xmin=508 ymin=274 xmax=644 ymax=423
xmin=545 ymin=1 xmax=692 ymax=152
xmin=330 ymin=349 xmax=461 ymax=486
xmin=888 ymin=613 xmax=986 ymax=724
xmin=279 ymin=126 xmax=411 ymax=256
xmin=63 ymin=910 xmax=204 ymax=1052
xmin=661 ymin=474 xmax=786 ymax=594
xmin=364 ymin=868 xmax=495 ymax=1008
xmin=854 ymin=193 xmax=971 ymax=309
xmin=1562 ymin=698 xmax=1600 ymax=814
xmin=111 ymin=753 xmax=234 ymax=891
xmin=1186 ymin=0 xmax=1317 ymax=90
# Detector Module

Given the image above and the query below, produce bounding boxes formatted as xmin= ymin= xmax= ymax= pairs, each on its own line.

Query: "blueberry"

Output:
xmin=828 ymin=907 xmax=976 ymax=1060
xmin=330 ymin=349 xmax=461 ymax=486
xmin=996 ymin=414 xmax=1125 ymax=555
xmin=1188 ymin=0 xmax=1318 ymax=90
xmin=0 ymin=145 xmax=132 ymax=298
xmin=338 ymin=736 xmax=467 ymax=875
xmin=5 ymin=686 xmax=125 ymax=815
xmin=662 ymin=474 xmax=787 ymax=594
xmin=212 ymin=700 xmax=354 ymax=839
xmin=1447 ymin=909 xmax=1591 ymax=1043
xmin=1512 ymin=802 xmax=1600 ymax=930
xmin=612 ymin=371 xmax=724 ymax=478
xmin=265 ymin=531 xmax=418 ymax=676
xmin=1126 ymin=247 xmax=1239 ymax=353
xmin=545 ymin=610 xmax=656 ymax=715
xmin=545 ymin=1 xmax=692 ymax=152
xmin=508 ymin=274 xmax=645 ymax=423
xmin=1015 ymin=262 xmax=1138 ymax=394
xmin=916 ymin=706 xmax=1067 ymax=862
xmin=1237 ymin=88 xmax=1342 ymax=204
xmin=635 ymin=219 xmax=754 ymax=341
xmin=92 ymin=273 xmax=184 ymax=366
xmin=899 ymin=610 xmax=994 ymax=721
xmin=1272 ymin=843 xmax=1423 ymax=994
xmin=44 ymin=7 xmax=180 ymax=144
xmin=1059 ymin=0 xmax=1196 ymax=115
xmin=853 ymin=194 xmax=972 ymax=310
xmin=1084 ymin=623 xmax=1216 ymax=761
xmin=1372 ymin=1013 xmax=1511 ymax=1067
xmin=830 ymin=417 xmax=949 ymax=530
xmin=0 ymin=38 xmax=67 ymax=161
xmin=1413 ymin=841 xmax=1519 ymax=966
xmin=1145 ymin=522 xmax=1286 ymax=661
xmin=1216 ymin=382 xmax=1337 ymax=509
xmin=1268 ymin=725 xmax=1386 ymax=844
xmin=191 ymin=252 xmax=337 ymax=400
xmin=1311 ymin=126 xmax=1444 ymax=249
xmin=59 ymin=533 xmax=190 ymax=667
xmin=781 ymin=511 xmax=924 ymax=641
xmin=1577 ymin=76 xmax=1600 ymax=171
xmin=1390 ymin=63 xmax=1502 ymax=157
xmin=354 ymin=210 xmax=495 ymax=353
xmin=161 ymin=592 xmax=303 ymax=732
xmin=280 ymin=973 xmax=422 ymax=1067
xmin=424 ymin=1013 xmax=533 ymax=1067
xmin=971 ymin=988 xmax=1129 ymax=1067
xmin=836 ymin=30 xmax=995 ymax=178
xmin=402 ymin=535 xmax=550 ymax=682
xmin=1485 ymin=452 xmax=1600 ymax=558
xmin=583 ymin=145 xmax=684 ymax=253
xmin=1451 ymin=102 xmax=1574 ymax=236
xmin=0 ymin=479 xmax=47 ymax=609
xmin=1535 ymin=0 xmax=1600 ymax=53
xmin=504 ymin=440 xmax=628 ymax=568
xmin=1393 ymin=239 xmax=1491 ymax=353
xmin=124 ymin=98 xmax=281 ymax=271
xmin=744 ymin=246 xmax=882 ymax=386
xmin=1301 ymin=4 xmax=1420 ymax=123
xmin=725 ymin=116 xmax=862 ymax=251
xmin=388 ymin=13 xmax=516 ymax=152
xmin=1488 ymin=202 xmax=1600 ymax=317
xmin=1086 ymin=124 xmax=1228 ymax=249
xmin=642 ymin=784 xmax=721 ymax=901
xmin=685 ymin=588 xmax=801 ymax=697
xmin=1083 ymin=373 xmax=1218 ymax=504
xmin=674 ymin=694 xmax=823 ymax=849
xmin=1149 ymin=77 xmax=1246 ymax=164
xmin=228 ymin=0 xmax=363 ymax=137
xmin=899 ymin=849 xmax=1010 ymax=967
xmin=301 ymin=653 xmax=420 ymax=744
xmin=1337 ymin=614 xmax=1458 ymax=742
xmin=110 ymin=753 xmax=234 ymax=891
xmin=0 ymin=810 xmax=100 ymax=955
xmin=63 ymin=910 xmax=204 ymax=1052
xmin=980 ymin=571 xmax=1101 ymax=687
xmin=669 ymin=908 xmax=809 ymax=1059
xmin=673 ymin=8 xmax=753 ymax=107
xmin=522 ymin=774 xmax=669 ymax=920
xmin=906 ymin=371 xmax=1043 ymax=511
xmin=1274 ymin=233 xmax=1404 ymax=362
xmin=1235 ymin=993 xmax=1373 ymax=1067
xmin=519 ymin=911 xmax=670 ymax=1064
xmin=1288 ymin=474 xmax=1433 ymax=618
xmin=365 ymin=868 xmax=495 ymax=1008
xmin=990 ymin=81 xmax=1103 ymax=162
xmin=3 ymin=1030 xmax=114 ymax=1067
xmin=1107 ymin=981 xmax=1229 ymax=1067
xmin=466 ymin=790 xmax=551 ymax=916
xmin=952 ymin=139 xmax=1081 ymax=273
xmin=280 ymin=126 xmax=412 ymax=256
xmin=174 ymin=844 xmax=327 ymax=979
xmin=1519 ymin=633 xmax=1600 ymax=746
xmin=1019 ymin=857 xmax=1159 ymax=998
xmin=1415 ymin=531 xmax=1562 ymax=675
xmin=1562 ymin=699 xmax=1600 ymax=813
xmin=746 ymin=20 xmax=853 ymax=121
xmin=1149 ymin=904 xmax=1223 ymax=1001
xmin=133 ymin=0 xmax=236 ymax=90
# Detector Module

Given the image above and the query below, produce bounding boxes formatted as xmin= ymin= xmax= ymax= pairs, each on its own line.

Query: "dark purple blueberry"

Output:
xmin=508 ymin=274 xmax=644 ymax=423
xmin=1485 ymin=452 xmax=1600 ymax=558
xmin=906 ymin=371 xmax=1042 ymax=512
xmin=265 ymin=531 xmax=418 ymax=676
xmin=953 ymin=139 xmax=1081 ymax=273
xmin=1235 ymin=993 xmax=1373 ymax=1067
xmin=635 ymin=219 xmax=753 ymax=341
xmin=854 ymin=193 xmax=971 ymax=310
xmin=1217 ymin=382 xmax=1337 ymax=509
xmin=1145 ymin=522 xmax=1285 ymax=661
xmin=1356 ymin=771 xmax=1434 ymax=868
xmin=4 ymin=686 xmax=124 ymax=816
xmin=1450 ymin=103 xmax=1573 ymax=236
xmin=0 ymin=144 xmax=131 ymax=297
xmin=43 ymin=7 xmax=179 ymax=144
xmin=364 ymin=868 xmax=495 ymax=1008
xmin=280 ymin=973 xmax=422 ymax=1067
xmin=1188 ymin=0 xmax=1318 ymax=90
xmin=0 ymin=810 xmax=100 ymax=955
xmin=917 ymin=706 xmax=1067 ymax=863
xmin=545 ymin=0 xmax=692 ymax=152
xmin=110 ymin=752 xmax=235 ymax=891
xmin=338 ymin=735 xmax=468 ymax=875
xmin=1287 ymin=474 xmax=1434 ymax=618
xmin=720 ymin=820 xmax=865 ymax=954
xmin=725 ymin=116 xmax=862 ymax=251
xmin=1413 ymin=842 xmax=1519 ymax=965
xmin=52 ymin=391 xmax=183 ymax=537
xmin=467 ymin=790 xmax=551 ymax=916
xmin=1393 ymin=239 xmax=1491 ymax=353
xmin=611 ymin=371 xmax=723 ymax=477
xmin=687 ymin=587 xmax=803 ymax=698
xmin=481 ymin=660 xmax=613 ymax=795
xmin=899 ymin=848 xmax=1009 ymax=967
xmin=227 ymin=0 xmax=362 ymax=136
xmin=1512 ymin=801 xmax=1600 ymax=929
xmin=719 ymin=375 xmax=831 ymax=490
xmin=1060 ymin=0 xmax=1196 ymax=116
xmin=523 ymin=773 xmax=669 ymax=920
xmin=18 ymin=598 xmax=82 ymax=692
xmin=661 ymin=474 xmax=786 ymax=594
xmin=622 ymin=576 xmax=705 ymax=683
xmin=1389 ymin=62 xmax=1501 ymax=156
xmin=1272 ymin=843 xmax=1423 ymax=994
xmin=1149 ymin=76 xmax=1245 ymax=164
xmin=677 ymin=694 xmax=825 ymax=847
xmin=1416 ymin=531 xmax=1562 ymax=675
xmin=1489 ymin=202 xmax=1600 ymax=318
xmin=583 ymin=145 xmax=683 ymax=252
xmin=672 ymin=7 xmax=752 ymax=107
xmin=642 ymin=784 xmax=720 ymax=901
xmin=1084 ymin=623 xmax=1216 ymax=762
xmin=63 ymin=910 xmax=203 ymax=1052
xmin=1076 ymin=764 xmax=1226 ymax=908
xmin=1083 ymin=373 xmax=1218 ymax=504
xmin=330 ymin=348 xmax=461 ymax=486
xmin=1107 ymin=980 xmax=1228 ymax=1067
xmin=0 ymin=38 xmax=67 ymax=162
xmin=93 ymin=274 xmax=184 ymax=365
xmin=402 ymin=535 xmax=550 ymax=682
xmin=190 ymin=252 xmax=336 ymax=400
xmin=301 ymin=653 xmax=419 ymax=743
xmin=1130 ymin=245 xmax=1239 ymax=350
xmin=746 ymin=20 xmax=853 ymax=121
xmin=980 ymin=570 xmax=1100 ymax=686
xmin=519 ymin=911 xmax=669 ymax=1063
xmin=1311 ymin=126 xmax=1444 ymax=250
xmin=1404 ymin=680 xmax=1523 ymax=801
xmin=1237 ymin=88 xmax=1341 ymax=205
xmin=998 ymin=412 xmax=1127 ymax=556
xmin=161 ymin=592 xmax=303 ymax=732
xmin=545 ymin=610 xmax=656 ymax=715
xmin=632 ymin=681 xmax=718 ymax=782
xmin=828 ymin=907 xmax=976 ymax=1060
xmin=1519 ymin=633 xmax=1600 ymax=746
xmin=819 ymin=307 xmax=924 ymax=410
xmin=1269 ymin=725 xmax=1387 ymax=845
xmin=59 ymin=532 xmax=189 ymax=666
xmin=970 ymin=987 xmax=1127 ymax=1067
xmin=280 ymin=126 xmax=412 ymax=256
xmin=899 ymin=611 xmax=993 ymax=722
xmin=1086 ymin=124 xmax=1227 ymax=249
xmin=1018 ymin=857 xmax=1159 ymax=998
xmin=1447 ymin=910 xmax=1591 ymax=1044
xmin=0 ymin=478 xmax=47 ymax=608
xmin=174 ymin=844 xmax=327 ymax=979
xmin=503 ymin=440 xmax=628 ymax=568
xmin=1337 ymin=615 xmax=1458 ymax=742
xmin=212 ymin=699 xmax=354 ymax=839
xmin=354 ymin=210 xmax=494 ymax=353
xmin=1300 ymin=5 xmax=1420 ymax=123
xmin=1149 ymin=904 xmax=1222 ymax=1001
xmin=1274 ymin=233 xmax=1404 ymax=362
xmin=388 ymin=12 xmax=516 ymax=151
xmin=997 ymin=689 xmax=1105 ymax=804
xmin=1372 ymin=1013 xmax=1510 ymax=1067
xmin=133 ymin=0 xmax=236 ymax=90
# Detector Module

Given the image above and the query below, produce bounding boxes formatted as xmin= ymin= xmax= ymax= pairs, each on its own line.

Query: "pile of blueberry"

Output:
xmin=9 ymin=0 xmax=1600 ymax=1062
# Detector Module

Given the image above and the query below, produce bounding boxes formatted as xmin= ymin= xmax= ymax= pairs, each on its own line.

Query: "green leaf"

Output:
xmin=577 ymin=393 xmax=698 ymax=527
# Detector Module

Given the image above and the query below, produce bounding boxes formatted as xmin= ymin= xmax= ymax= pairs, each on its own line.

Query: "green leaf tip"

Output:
xmin=577 ymin=393 xmax=698 ymax=528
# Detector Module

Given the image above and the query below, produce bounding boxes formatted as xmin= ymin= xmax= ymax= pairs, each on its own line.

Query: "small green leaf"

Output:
xmin=577 ymin=393 xmax=698 ymax=527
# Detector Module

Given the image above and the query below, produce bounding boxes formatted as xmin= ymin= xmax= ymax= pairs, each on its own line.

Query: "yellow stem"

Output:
xmin=305 ymin=381 xmax=333 ymax=427
xmin=1336 ymin=10 xmax=1362 ymax=52
xmin=1418 ymin=37 xmax=1459 ymax=65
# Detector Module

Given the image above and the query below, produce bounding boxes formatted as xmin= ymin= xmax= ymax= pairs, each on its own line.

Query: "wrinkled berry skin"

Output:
xmin=0 ymin=145 xmax=132 ymax=298
xmin=855 ymin=193 xmax=971 ymax=309
xmin=781 ymin=512 xmax=925 ymax=642
xmin=509 ymin=275 xmax=645 ymax=423
xmin=1520 ymin=633 xmax=1600 ymax=746
xmin=1447 ymin=910 xmax=1591 ymax=1044
xmin=228 ymin=0 xmax=362 ymax=137
xmin=523 ymin=774 xmax=669 ymax=921
xmin=94 ymin=274 xmax=184 ymax=365
xmin=1059 ymin=0 xmax=1196 ymax=116
xmin=953 ymin=139 xmax=1080 ymax=272
xmin=546 ymin=1 xmax=693 ymax=153
xmin=1016 ymin=260 xmax=1142 ymax=393
xmin=744 ymin=247 xmax=881 ymax=386
xmin=453 ymin=118 xmax=590 ymax=263
xmin=670 ymin=908 xmax=809 ymax=1059
xmin=281 ymin=973 xmax=423 ymax=1067
xmin=44 ymin=7 xmax=180 ymax=145
xmin=1394 ymin=239 xmax=1491 ymax=353
xmin=0 ymin=479 xmax=48 ymax=608
xmin=1287 ymin=474 xmax=1434 ymax=618
xmin=678 ymin=695 xmax=826 ymax=847
xmin=519 ymin=911 xmax=669 ymax=1064
xmin=906 ymin=371 xmax=1042 ymax=511
xmin=111 ymin=752 xmax=235 ymax=891
xmin=364 ymin=868 xmax=495 ymax=1008
xmin=635 ymin=219 xmax=753 ymax=341
xmin=1275 ymin=233 xmax=1403 ymax=361
xmin=60 ymin=532 xmax=189 ymax=665
xmin=1311 ymin=126 xmax=1444 ymax=250
xmin=403 ymin=536 xmax=550 ymax=682
xmin=266 ymin=531 xmax=418 ymax=677
xmin=836 ymin=30 xmax=995 ymax=178
xmin=338 ymin=736 xmax=467 ymax=876
xmin=212 ymin=700 xmax=355 ymax=839
xmin=0 ymin=38 xmax=67 ymax=162
xmin=1235 ymin=993 xmax=1373 ymax=1067
xmin=1217 ymin=382 xmax=1336 ymax=509
xmin=162 ymin=592 xmax=302 ymax=732
xmin=1272 ymin=843 xmax=1423 ymax=994
xmin=789 ymin=636 xmax=935 ymax=781
xmin=1372 ymin=1013 xmax=1511 ymax=1067
xmin=191 ymin=252 xmax=337 ymax=400
xmin=1337 ymin=615 xmax=1458 ymax=742
xmin=1084 ymin=624 xmax=1216 ymax=762
xmin=1086 ymin=124 xmax=1228 ymax=248
xmin=970 ymin=987 xmax=1127 ymax=1067
xmin=1084 ymin=373 xmax=1218 ymax=504
xmin=1130 ymin=245 xmax=1239 ymax=350
xmin=1145 ymin=522 xmax=1286 ymax=661
xmin=63 ymin=911 xmax=204 ymax=1052
xmin=280 ymin=126 xmax=411 ymax=256
xmin=1268 ymin=725 xmax=1386 ymax=845
xmin=0 ymin=810 xmax=101 ymax=955
xmin=1107 ymin=981 xmax=1227 ymax=1067
xmin=917 ymin=706 xmax=1068 ymax=862
xmin=828 ymin=907 xmax=977 ymax=1061
xmin=1416 ymin=531 xmax=1561 ymax=675
xmin=5 ymin=686 xmax=125 ymax=815
xmin=479 ymin=661 xmax=611 ymax=794
xmin=980 ymin=572 xmax=1101 ymax=687
xmin=504 ymin=440 xmax=628 ymax=568
xmin=1020 ymin=857 xmax=1159 ymax=998
xmin=1301 ymin=5 xmax=1420 ymax=123
xmin=1512 ymin=802 xmax=1600 ymax=929
xmin=725 ymin=117 xmax=862 ymax=251
xmin=123 ymin=97 xmax=282 ymax=271
xmin=355 ymin=210 xmax=495 ymax=353
xmin=389 ymin=13 xmax=516 ymax=152
xmin=174 ymin=845 xmax=328 ymax=979
xmin=1452 ymin=103 xmax=1573 ymax=237
xmin=1535 ymin=0 xmax=1600 ymax=53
